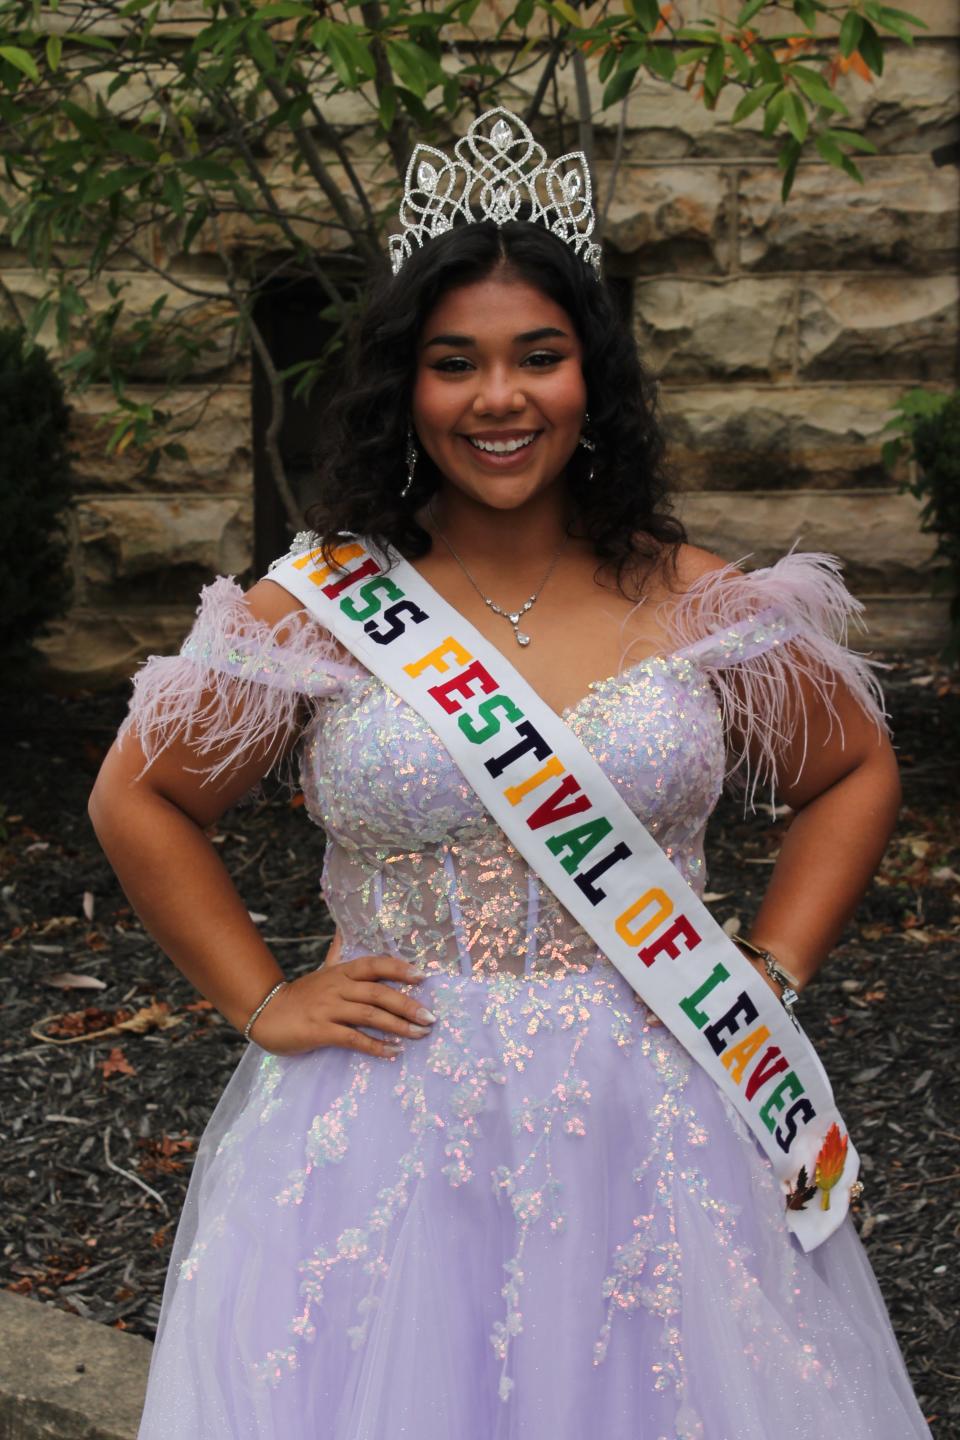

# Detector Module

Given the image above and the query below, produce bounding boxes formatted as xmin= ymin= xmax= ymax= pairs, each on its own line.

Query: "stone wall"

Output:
xmin=6 ymin=0 xmax=958 ymax=682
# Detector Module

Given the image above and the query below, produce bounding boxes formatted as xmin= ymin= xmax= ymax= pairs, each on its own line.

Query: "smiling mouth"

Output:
xmin=464 ymin=432 xmax=541 ymax=455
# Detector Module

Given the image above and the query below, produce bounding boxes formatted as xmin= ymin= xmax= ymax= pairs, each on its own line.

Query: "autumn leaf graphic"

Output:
xmin=814 ymin=1124 xmax=849 ymax=1210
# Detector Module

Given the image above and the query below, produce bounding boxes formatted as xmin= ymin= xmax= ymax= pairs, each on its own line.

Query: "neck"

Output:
xmin=424 ymin=484 xmax=572 ymax=567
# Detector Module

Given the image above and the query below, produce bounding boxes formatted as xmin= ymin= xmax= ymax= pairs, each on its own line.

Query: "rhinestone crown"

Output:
xmin=387 ymin=107 xmax=601 ymax=277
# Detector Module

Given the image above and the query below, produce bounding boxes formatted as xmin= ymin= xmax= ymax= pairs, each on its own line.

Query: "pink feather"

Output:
xmin=119 ymin=575 xmax=362 ymax=785
xmin=661 ymin=551 xmax=889 ymax=809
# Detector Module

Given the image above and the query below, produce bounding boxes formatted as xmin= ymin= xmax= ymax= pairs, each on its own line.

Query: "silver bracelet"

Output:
xmin=733 ymin=936 xmax=801 ymax=1015
xmin=243 ymin=980 xmax=288 ymax=1042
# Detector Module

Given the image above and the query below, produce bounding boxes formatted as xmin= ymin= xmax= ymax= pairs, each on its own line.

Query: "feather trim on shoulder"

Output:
xmin=661 ymin=551 xmax=888 ymax=809
xmin=118 ymin=575 xmax=364 ymax=784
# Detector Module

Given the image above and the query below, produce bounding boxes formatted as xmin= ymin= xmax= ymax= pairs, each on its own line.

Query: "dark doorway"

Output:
xmin=250 ymin=274 xmax=358 ymax=576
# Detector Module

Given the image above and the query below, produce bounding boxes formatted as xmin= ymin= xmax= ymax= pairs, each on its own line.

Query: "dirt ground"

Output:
xmin=1 ymin=661 xmax=958 ymax=1433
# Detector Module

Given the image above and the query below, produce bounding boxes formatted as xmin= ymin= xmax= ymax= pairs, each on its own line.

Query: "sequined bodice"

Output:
xmin=122 ymin=546 xmax=886 ymax=984
xmin=300 ymin=654 xmax=726 ymax=979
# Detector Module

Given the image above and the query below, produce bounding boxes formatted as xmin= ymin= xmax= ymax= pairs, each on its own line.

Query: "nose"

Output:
xmin=472 ymin=370 xmax=526 ymax=417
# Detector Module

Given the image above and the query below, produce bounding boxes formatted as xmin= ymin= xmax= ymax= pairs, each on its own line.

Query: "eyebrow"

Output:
xmin=423 ymin=327 xmax=569 ymax=349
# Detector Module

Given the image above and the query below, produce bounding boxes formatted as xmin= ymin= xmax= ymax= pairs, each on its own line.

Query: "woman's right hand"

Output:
xmin=248 ymin=955 xmax=436 ymax=1058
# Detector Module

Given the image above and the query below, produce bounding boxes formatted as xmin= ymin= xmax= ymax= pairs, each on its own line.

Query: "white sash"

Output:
xmin=270 ymin=537 xmax=860 ymax=1251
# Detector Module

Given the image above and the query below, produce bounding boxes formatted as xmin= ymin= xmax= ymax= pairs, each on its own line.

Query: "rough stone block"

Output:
xmin=635 ymin=277 xmax=795 ymax=380
xmin=831 ymin=42 xmax=960 ymax=155
xmin=659 ymin=382 xmax=915 ymax=490
xmin=0 ymin=1290 xmax=150 ymax=1439
xmin=69 ymin=385 xmax=251 ymax=495
xmin=599 ymin=163 xmax=731 ymax=272
xmin=737 ymin=157 xmax=960 ymax=273
xmin=797 ymin=275 xmax=959 ymax=380
xmin=37 ymin=606 xmax=196 ymax=687
xmin=76 ymin=495 xmax=252 ymax=600
xmin=674 ymin=487 xmax=938 ymax=592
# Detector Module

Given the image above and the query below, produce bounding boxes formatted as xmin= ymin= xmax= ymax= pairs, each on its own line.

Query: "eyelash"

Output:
xmin=431 ymin=351 xmax=563 ymax=374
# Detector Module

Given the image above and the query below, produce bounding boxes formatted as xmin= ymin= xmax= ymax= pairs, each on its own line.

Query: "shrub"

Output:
xmin=0 ymin=328 xmax=74 ymax=665
xmin=882 ymin=388 xmax=960 ymax=665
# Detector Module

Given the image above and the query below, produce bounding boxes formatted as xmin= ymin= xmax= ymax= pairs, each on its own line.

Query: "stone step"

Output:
xmin=0 ymin=1292 xmax=151 ymax=1440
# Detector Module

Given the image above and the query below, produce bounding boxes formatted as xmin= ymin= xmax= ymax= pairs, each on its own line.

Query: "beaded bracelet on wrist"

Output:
xmin=243 ymin=979 xmax=288 ymax=1041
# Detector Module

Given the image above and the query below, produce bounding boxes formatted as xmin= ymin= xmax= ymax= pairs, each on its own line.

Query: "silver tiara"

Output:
xmin=387 ymin=107 xmax=601 ymax=277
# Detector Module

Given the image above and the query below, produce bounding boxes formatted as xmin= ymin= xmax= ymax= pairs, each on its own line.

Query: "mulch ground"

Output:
xmin=1 ymin=662 xmax=958 ymax=1434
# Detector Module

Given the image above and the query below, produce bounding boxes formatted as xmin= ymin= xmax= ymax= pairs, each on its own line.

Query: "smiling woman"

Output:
xmin=89 ymin=108 xmax=930 ymax=1440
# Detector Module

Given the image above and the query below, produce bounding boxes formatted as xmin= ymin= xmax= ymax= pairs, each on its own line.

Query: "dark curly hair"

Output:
xmin=306 ymin=220 xmax=685 ymax=597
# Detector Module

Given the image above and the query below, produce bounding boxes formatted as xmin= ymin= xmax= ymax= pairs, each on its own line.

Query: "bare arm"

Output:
xmin=88 ymin=579 xmax=433 ymax=1056
xmin=742 ymin=678 xmax=900 ymax=992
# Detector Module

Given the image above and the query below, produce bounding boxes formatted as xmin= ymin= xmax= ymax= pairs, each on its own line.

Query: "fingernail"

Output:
xmin=406 ymin=968 xmax=427 ymax=980
xmin=415 ymin=1007 xmax=436 ymax=1024
xmin=408 ymin=1024 xmax=430 ymax=1037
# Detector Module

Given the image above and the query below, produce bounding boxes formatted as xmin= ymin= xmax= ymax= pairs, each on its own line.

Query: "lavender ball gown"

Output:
xmin=125 ymin=548 xmax=931 ymax=1439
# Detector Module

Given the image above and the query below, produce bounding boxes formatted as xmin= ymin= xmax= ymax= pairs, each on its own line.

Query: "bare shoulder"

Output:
xmin=242 ymin=576 xmax=311 ymax=627
xmin=652 ymin=542 xmax=739 ymax=600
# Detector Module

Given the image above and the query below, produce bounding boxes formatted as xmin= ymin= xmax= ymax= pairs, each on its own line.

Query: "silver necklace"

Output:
xmin=429 ymin=501 xmax=566 ymax=648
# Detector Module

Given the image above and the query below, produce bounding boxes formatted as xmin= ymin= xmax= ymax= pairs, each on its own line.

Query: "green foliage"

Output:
xmin=0 ymin=0 xmax=926 ymax=512
xmin=882 ymin=389 xmax=960 ymax=664
xmin=0 ymin=327 xmax=73 ymax=662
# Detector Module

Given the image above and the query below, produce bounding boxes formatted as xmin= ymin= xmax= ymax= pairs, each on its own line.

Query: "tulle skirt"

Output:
xmin=138 ymin=965 xmax=930 ymax=1439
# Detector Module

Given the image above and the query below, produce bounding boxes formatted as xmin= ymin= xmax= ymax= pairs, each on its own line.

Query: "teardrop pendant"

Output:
xmin=515 ymin=630 xmax=531 ymax=647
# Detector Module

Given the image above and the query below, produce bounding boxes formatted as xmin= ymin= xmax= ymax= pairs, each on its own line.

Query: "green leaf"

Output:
xmin=762 ymin=87 xmax=787 ymax=135
xmin=731 ymin=81 xmax=780 ymax=125
xmin=793 ymin=0 xmax=818 ymax=31
xmin=386 ymin=38 xmax=437 ymax=97
xmin=839 ymin=10 xmax=862 ymax=56
xmin=814 ymin=131 xmax=843 ymax=165
xmin=857 ymin=18 xmax=884 ymax=73
xmin=83 ymin=166 xmax=145 ymax=202
xmin=514 ymin=0 xmax=535 ymax=24
xmin=182 ymin=201 xmax=209 ymax=252
xmin=783 ymin=89 xmax=808 ymax=143
xmin=183 ymin=156 xmax=236 ymax=182
xmin=779 ymin=137 xmax=802 ymax=201
xmin=550 ymin=0 xmax=583 ymax=27
xmin=722 ymin=39 xmax=751 ymax=82
xmin=790 ymin=67 xmax=848 ymax=113
xmin=598 ymin=44 xmax=618 ymax=82
xmin=111 ymin=129 xmax=159 ymax=161
xmin=632 ymin=0 xmax=662 ymax=31
xmin=45 ymin=34 xmax=62 ymax=71
xmin=602 ymin=64 xmax=639 ymax=109
xmin=751 ymin=41 xmax=782 ymax=84
xmin=875 ymin=5 xmax=928 ymax=28
xmin=644 ymin=43 xmax=675 ymax=80
xmin=822 ymin=126 xmax=878 ymax=153
xmin=703 ymin=42 xmax=725 ymax=99
xmin=378 ymin=81 xmax=396 ymax=130
xmin=0 ymin=46 xmax=40 ymax=83
xmin=61 ymin=100 xmax=103 ymax=144
xmin=245 ymin=21 xmax=277 ymax=72
xmin=336 ymin=28 xmax=378 ymax=80
xmin=735 ymin=0 xmax=767 ymax=25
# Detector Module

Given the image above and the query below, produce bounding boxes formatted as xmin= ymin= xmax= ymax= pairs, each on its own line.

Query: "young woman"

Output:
xmin=90 ymin=111 xmax=930 ymax=1440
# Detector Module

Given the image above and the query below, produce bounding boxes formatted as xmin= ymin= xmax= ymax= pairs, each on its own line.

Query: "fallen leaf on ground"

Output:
xmin=101 ymin=1047 xmax=136 ymax=1078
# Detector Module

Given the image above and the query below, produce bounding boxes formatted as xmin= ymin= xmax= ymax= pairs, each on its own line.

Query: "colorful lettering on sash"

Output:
xmin=281 ymin=540 xmax=830 ymax=1174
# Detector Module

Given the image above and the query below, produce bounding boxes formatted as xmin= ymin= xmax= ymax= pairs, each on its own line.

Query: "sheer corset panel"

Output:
xmin=120 ymin=550 xmax=887 ymax=981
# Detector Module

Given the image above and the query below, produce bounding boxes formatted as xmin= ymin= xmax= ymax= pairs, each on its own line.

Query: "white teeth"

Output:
xmin=467 ymin=434 xmax=538 ymax=454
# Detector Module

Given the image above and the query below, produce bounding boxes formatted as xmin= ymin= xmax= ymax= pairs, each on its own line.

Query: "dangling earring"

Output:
xmin=578 ymin=411 xmax=596 ymax=483
xmin=402 ymin=425 xmax=418 ymax=499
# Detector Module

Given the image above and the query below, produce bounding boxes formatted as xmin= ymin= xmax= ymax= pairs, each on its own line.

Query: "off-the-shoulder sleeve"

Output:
xmin=661 ymin=551 xmax=888 ymax=808
xmin=118 ymin=574 xmax=364 ymax=784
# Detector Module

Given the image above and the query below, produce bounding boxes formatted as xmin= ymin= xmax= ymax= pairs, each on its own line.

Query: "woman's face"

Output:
xmin=411 ymin=270 xmax=587 ymax=513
